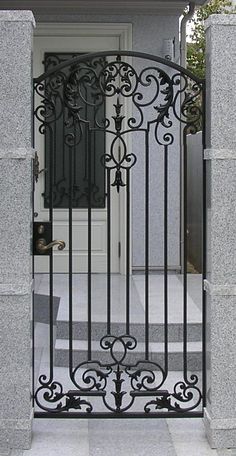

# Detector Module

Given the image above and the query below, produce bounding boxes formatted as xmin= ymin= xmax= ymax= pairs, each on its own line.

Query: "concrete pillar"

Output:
xmin=0 ymin=11 xmax=35 ymax=450
xmin=204 ymin=15 xmax=236 ymax=449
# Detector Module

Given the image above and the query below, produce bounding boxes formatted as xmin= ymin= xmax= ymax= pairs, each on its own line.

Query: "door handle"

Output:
xmin=36 ymin=238 xmax=66 ymax=253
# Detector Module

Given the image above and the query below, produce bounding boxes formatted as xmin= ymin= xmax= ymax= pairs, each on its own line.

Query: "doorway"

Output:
xmin=33 ymin=24 xmax=131 ymax=273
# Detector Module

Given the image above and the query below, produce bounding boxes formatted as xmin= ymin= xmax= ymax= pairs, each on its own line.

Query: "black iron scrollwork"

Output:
xmin=34 ymin=52 xmax=203 ymax=195
xmin=34 ymin=333 xmax=202 ymax=414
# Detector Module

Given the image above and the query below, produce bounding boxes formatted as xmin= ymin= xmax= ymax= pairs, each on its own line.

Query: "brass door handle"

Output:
xmin=36 ymin=238 xmax=66 ymax=253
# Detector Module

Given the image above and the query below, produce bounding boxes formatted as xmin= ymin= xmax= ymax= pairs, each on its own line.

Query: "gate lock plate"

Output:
xmin=33 ymin=222 xmax=66 ymax=255
xmin=33 ymin=222 xmax=52 ymax=256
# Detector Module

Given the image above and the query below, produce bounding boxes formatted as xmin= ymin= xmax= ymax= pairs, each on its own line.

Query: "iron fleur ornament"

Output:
xmin=35 ymin=334 xmax=202 ymax=414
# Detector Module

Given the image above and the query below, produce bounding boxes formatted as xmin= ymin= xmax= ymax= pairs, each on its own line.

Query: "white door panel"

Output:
xmin=34 ymin=34 xmax=120 ymax=273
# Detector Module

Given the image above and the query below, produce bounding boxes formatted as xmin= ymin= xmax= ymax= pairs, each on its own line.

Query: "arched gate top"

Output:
xmin=34 ymin=50 xmax=205 ymax=84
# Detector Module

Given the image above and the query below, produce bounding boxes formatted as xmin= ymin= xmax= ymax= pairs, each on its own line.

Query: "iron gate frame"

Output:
xmin=32 ymin=50 xmax=206 ymax=419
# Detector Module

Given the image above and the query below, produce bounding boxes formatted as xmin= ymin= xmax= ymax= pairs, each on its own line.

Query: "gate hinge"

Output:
xmin=118 ymin=241 xmax=121 ymax=258
xmin=33 ymin=151 xmax=47 ymax=183
xmin=33 ymin=151 xmax=40 ymax=183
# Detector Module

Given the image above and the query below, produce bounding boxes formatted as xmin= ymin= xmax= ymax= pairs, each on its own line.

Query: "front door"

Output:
xmin=33 ymin=33 xmax=120 ymax=273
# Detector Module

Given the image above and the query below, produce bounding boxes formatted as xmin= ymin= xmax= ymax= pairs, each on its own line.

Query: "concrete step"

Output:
xmin=56 ymin=320 xmax=202 ymax=342
xmin=54 ymin=339 xmax=202 ymax=371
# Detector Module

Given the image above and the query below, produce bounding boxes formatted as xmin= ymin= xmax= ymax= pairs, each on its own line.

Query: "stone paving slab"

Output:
xmin=88 ymin=419 xmax=176 ymax=456
xmin=4 ymin=419 xmax=236 ymax=456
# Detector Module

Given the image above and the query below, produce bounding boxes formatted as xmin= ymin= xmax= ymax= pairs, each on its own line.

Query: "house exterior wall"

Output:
xmin=33 ymin=13 xmax=181 ymax=270
xmin=187 ymin=132 xmax=203 ymax=272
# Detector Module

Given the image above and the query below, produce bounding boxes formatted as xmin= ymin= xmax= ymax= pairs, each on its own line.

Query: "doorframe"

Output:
xmin=34 ymin=22 xmax=133 ymax=274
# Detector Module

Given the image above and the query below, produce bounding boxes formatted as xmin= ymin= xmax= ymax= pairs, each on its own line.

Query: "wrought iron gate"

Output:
xmin=33 ymin=51 xmax=206 ymax=418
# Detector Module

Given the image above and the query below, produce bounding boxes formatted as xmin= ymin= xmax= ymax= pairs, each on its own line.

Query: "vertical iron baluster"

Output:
xmin=145 ymin=130 xmax=149 ymax=360
xmin=183 ymin=126 xmax=188 ymax=383
xmin=49 ymin=122 xmax=54 ymax=383
xmin=73 ymin=140 xmax=76 ymax=189
xmin=32 ymin=90 xmax=35 ymax=406
xmin=53 ymin=115 xmax=57 ymax=185
xmin=62 ymin=106 xmax=65 ymax=179
xmin=93 ymin=110 xmax=96 ymax=190
xmin=126 ymin=169 xmax=130 ymax=335
xmin=84 ymin=87 xmax=88 ymax=182
xmin=202 ymin=81 xmax=207 ymax=407
xmin=68 ymin=136 xmax=73 ymax=376
xmin=107 ymin=168 xmax=111 ymax=334
xmin=164 ymin=145 xmax=168 ymax=375
xmin=87 ymin=126 xmax=92 ymax=360
xmin=32 ymin=247 xmax=35 ymax=403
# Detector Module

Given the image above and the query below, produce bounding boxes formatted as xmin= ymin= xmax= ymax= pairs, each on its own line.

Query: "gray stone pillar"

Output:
xmin=0 ymin=11 xmax=35 ymax=450
xmin=204 ymin=15 xmax=236 ymax=449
